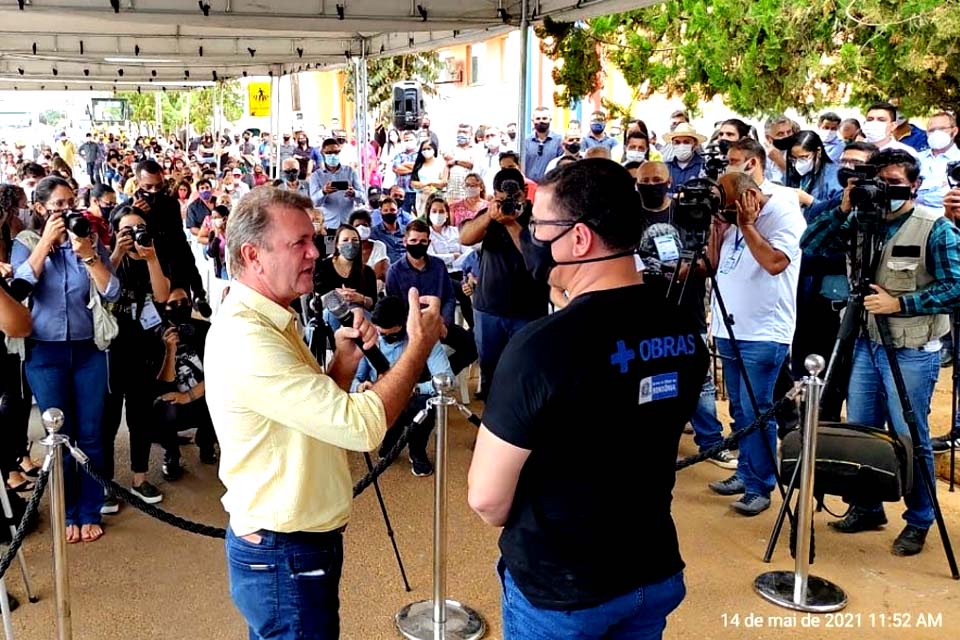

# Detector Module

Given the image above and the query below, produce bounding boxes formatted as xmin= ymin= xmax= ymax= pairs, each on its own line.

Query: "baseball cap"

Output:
xmin=231 ymin=167 xmax=243 ymax=175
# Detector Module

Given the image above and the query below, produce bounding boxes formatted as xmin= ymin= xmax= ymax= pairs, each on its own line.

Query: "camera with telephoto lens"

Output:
xmin=947 ymin=160 xmax=960 ymax=188
xmin=63 ymin=211 xmax=91 ymax=238
xmin=701 ymin=140 xmax=730 ymax=181
xmin=675 ymin=177 xmax=724 ymax=234
xmin=839 ymin=163 xmax=913 ymax=228
xmin=499 ymin=179 xmax=523 ymax=215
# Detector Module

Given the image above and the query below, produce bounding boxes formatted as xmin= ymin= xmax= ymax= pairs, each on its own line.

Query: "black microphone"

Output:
xmin=320 ymin=290 xmax=392 ymax=374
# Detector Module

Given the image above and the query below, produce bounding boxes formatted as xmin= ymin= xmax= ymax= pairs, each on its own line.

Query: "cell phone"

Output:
xmin=331 ymin=181 xmax=349 ymax=191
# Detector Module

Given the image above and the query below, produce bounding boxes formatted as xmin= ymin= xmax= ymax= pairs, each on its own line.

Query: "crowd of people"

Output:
xmin=1 ymin=96 xmax=960 ymax=638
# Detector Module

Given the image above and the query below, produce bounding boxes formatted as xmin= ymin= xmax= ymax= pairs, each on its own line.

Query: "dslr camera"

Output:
xmin=675 ymin=177 xmax=723 ymax=235
xmin=498 ymin=179 xmax=524 ymax=215
xmin=129 ymin=223 xmax=153 ymax=247
xmin=63 ymin=211 xmax=91 ymax=238
xmin=838 ymin=164 xmax=913 ymax=226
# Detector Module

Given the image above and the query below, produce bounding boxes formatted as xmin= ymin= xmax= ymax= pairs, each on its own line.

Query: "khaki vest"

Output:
xmin=866 ymin=205 xmax=950 ymax=348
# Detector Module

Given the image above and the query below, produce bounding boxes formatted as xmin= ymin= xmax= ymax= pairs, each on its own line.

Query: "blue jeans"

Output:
xmin=715 ymin=338 xmax=788 ymax=498
xmin=473 ymin=309 xmax=534 ymax=394
xmin=690 ymin=335 xmax=724 ymax=451
xmin=24 ymin=340 xmax=107 ymax=526
xmin=501 ymin=568 xmax=685 ymax=640
xmin=226 ymin=526 xmax=344 ymax=640
xmin=846 ymin=338 xmax=939 ymax=529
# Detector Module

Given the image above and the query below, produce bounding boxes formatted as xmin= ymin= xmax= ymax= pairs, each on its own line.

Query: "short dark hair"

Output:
xmin=721 ymin=118 xmax=752 ymax=140
xmin=196 ymin=178 xmax=212 ymax=189
xmin=371 ymin=295 xmax=406 ymax=330
xmin=728 ymin=137 xmax=767 ymax=166
xmin=626 ymin=130 xmax=649 ymax=143
xmin=321 ymin=138 xmax=340 ymax=149
xmin=843 ymin=141 xmax=878 ymax=155
xmin=19 ymin=162 xmax=46 ymax=181
xmin=537 ymin=158 xmax=643 ymax=252
xmin=841 ymin=118 xmax=861 ymax=131
xmin=136 ymin=159 xmax=163 ymax=177
xmin=623 ymin=161 xmax=643 ymax=171
xmin=493 ymin=168 xmax=525 ymax=193
xmin=349 ymin=209 xmax=372 ymax=226
xmin=867 ymin=101 xmax=898 ymax=122
xmin=379 ymin=196 xmax=399 ymax=209
xmin=405 ymin=219 xmax=430 ymax=236
xmin=499 ymin=150 xmax=520 ymax=165
xmin=819 ymin=112 xmax=841 ymax=125
xmin=872 ymin=148 xmax=920 ymax=183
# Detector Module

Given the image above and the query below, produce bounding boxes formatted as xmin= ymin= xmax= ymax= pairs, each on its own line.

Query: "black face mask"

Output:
xmin=165 ymin=304 xmax=192 ymax=324
xmin=382 ymin=330 xmax=407 ymax=344
xmin=369 ymin=196 xmax=382 ymax=210
xmin=637 ymin=183 xmax=669 ymax=210
xmin=406 ymin=243 xmax=429 ymax=259
xmin=283 ymin=169 xmax=299 ymax=181
xmin=771 ymin=136 xmax=794 ymax=151
xmin=137 ymin=189 xmax=157 ymax=204
xmin=529 ymin=220 xmax=639 ymax=284
xmin=534 ymin=122 xmax=550 ymax=134
xmin=382 ymin=213 xmax=398 ymax=225
xmin=100 ymin=204 xmax=115 ymax=220
xmin=564 ymin=142 xmax=581 ymax=155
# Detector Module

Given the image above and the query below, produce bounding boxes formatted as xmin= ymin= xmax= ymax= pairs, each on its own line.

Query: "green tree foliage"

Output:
xmin=537 ymin=0 xmax=960 ymax=117
xmin=39 ymin=109 xmax=67 ymax=127
xmin=117 ymin=81 xmax=243 ymax=135
xmin=345 ymin=53 xmax=442 ymax=117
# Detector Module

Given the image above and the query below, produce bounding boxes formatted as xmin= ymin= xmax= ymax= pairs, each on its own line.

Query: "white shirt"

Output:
xmin=710 ymin=191 xmax=806 ymax=344
xmin=428 ymin=225 xmax=463 ymax=268
xmin=917 ymin=144 xmax=960 ymax=210
xmin=880 ymin=138 xmax=920 ymax=158
xmin=365 ymin=239 xmax=389 ymax=270
xmin=759 ymin=179 xmax=800 ymax=207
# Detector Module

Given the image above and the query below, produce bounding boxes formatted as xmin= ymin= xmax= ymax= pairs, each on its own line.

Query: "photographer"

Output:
xmin=309 ymin=138 xmax=365 ymax=230
xmin=801 ymin=149 xmax=960 ymax=556
xmin=468 ymin=160 xmax=707 ymax=636
xmin=155 ymin=288 xmax=217 ymax=471
xmin=706 ymin=173 xmax=805 ymax=516
xmin=459 ymin=168 xmax=549 ymax=399
xmin=101 ymin=205 xmax=171 ymax=509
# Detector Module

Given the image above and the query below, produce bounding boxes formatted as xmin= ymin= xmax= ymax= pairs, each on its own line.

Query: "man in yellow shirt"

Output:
xmin=205 ymin=187 xmax=442 ymax=639
xmin=54 ymin=132 xmax=77 ymax=169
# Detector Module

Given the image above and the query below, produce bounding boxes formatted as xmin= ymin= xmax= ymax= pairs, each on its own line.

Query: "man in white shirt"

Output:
xmin=727 ymin=138 xmax=799 ymax=206
xmin=917 ymin=111 xmax=960 ymax=211
xmin=861 ymin=102 xmax=919 ymax=158
xmin=706 ymin=172 xmax=805 ymax=517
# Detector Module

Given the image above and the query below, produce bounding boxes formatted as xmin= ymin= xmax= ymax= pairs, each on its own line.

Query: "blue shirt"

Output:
xmin=522 ymin=132 xmax=564 ymax=182
xmin=308 ymin=164 xmax=365 ymax=229
xmin=371 ymin=223 xmax=406 ymax=264
xmin=385 ymin=254 xmax=457 ymax=327
xmin=666 ymin=154 xmax=704 ymax=195
xmin=581 ymin=134 xmax=618 ymax=152
xmin=371 ymin=208 xmax=415 ymax=228
xmin=12 ymin=236 xmax=120 ymax=342
xmin=352 ymin=336 xmax=453 ymax=396
xmin=917 ymin=144 xmax=960 ymax=211
xmin=822 ymin=138 xmax=844 ymax=164
xmin=392 ymin=151 xmax=419 ymax=192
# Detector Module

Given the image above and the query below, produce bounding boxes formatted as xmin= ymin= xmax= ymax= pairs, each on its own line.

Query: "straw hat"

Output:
xmin=663 ymin=123 xmax=707 ymax=144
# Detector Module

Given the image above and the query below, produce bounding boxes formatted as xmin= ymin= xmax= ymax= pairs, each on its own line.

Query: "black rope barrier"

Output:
xmin=0 ymin=466 xmax=50 ymax=580
xmin=353 ymin=422 xmax=417 ymax=498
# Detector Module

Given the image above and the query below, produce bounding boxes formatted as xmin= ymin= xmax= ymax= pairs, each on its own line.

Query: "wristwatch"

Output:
xmin=82 ymin=254 xmax=99 ymax=266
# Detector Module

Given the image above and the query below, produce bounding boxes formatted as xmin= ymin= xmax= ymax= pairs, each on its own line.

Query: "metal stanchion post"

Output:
xmin=396 ymin=374 xmax=485 ymax=640
xmin=755 ymin=355 xmax=847 ymax=612
xmin=39 ymin=409 xmax=72 ymax=640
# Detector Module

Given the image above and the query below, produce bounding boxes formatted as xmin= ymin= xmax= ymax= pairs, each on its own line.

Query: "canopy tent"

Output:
xmin=0 ymin=0 xmax=652 ymax=91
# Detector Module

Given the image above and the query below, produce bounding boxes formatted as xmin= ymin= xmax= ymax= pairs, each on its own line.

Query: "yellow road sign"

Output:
xmin=248 ymin=82 xmax=271 ymax=117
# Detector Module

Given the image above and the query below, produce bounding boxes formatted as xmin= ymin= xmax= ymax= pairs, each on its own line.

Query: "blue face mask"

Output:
xmin=590 ymin=122 xmax=605 ymax=134
xmin=324 ymin=153 xmax=340 ymax=167
xmin=457 ymin=135 xmax=469 ymax=145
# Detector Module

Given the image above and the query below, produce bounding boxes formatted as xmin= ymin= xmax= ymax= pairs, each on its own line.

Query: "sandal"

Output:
xmin=66 ymin=525 xmax=81 ymax=544
xmin=6 ymin=479 xmax=35 ymax=493
xmin=80 ymin=523 xmax=104 ymax=543
xmin=18 ymin=457 xmax=39 ymax=479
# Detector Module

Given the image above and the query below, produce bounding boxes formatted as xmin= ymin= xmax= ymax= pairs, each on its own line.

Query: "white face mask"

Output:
xmin=674 ymin=144 xmax=694 ymax=162
xmin=862 ymin=120 xmax=890 ymax=143
xmin=465 ymin=187 xmax=481 ymax=198
xmin=794 ymin=157 xmax=815 ymax=176
xmin=624 ymin=150 xmax=646 ymax=163
xmin=928 ymin=129 xmax=954 ymax=151
xmin=422 ymin=149 xmax=435 ymax=159
xmin=356 ymin=225 xmax=371 ymax=241
xmin=485 ymin=139 xmax=500 ymax=150
xmin=818 ymin=128 xmax=838 ymax=143
xmin=404 ymin=141 xmax=417 ymax=152
xmin=429 ymin=213 xmax=447 ymax=227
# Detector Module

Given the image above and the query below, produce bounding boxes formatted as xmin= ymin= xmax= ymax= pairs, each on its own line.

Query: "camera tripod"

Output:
xmin=764 ymin=205 xmax=959 ymax=578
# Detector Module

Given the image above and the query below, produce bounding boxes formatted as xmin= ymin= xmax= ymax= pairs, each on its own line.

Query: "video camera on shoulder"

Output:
xmin=701 ymin=140 xmax=730 ymax=181
xmin=675 ymin=177 xmax=723 ymax=234
xmin=838 ymin=163 xmax=912 ymax=223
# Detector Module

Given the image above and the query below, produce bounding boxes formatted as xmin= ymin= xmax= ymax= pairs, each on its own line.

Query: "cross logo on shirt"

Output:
xmin=610 ymin=340 xmax=636 ymax=374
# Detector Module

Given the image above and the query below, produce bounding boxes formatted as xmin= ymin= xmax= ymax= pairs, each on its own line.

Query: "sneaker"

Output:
xmin=708 ymin=474 xmax=745 ymax=496
xmin=130 ymin=481 xmax=163 ymax=504
xmin=892 ymin=525 xmax=929 ymax=556
xmin=932 ymin=434 xmax=960 ymax=454
xmin=199 ymin=448 xmax=219 ymax=465
xmin=731 ymin=494 xmax=771 ymax=516
xmin=828 ymin=508 xmax=887 ymax=533
xmin=409 ymin=454 xmax=434 ymax=477
xmin=100 ymin=494 xmax=120 ymax=515
xmin=683 ymin=423 xmax=694 ymax=435
xmin=708 ymin=450 xmax=738 ymax=470
xmin=162 ymin=457 xmax=184 ymax=482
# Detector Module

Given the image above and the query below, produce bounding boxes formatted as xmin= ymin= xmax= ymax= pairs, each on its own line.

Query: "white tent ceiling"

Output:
xmin=0 ymin=0 xmax=653 ymax=91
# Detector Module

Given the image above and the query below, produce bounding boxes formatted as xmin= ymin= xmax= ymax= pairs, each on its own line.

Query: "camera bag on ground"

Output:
xmin=780 ymin=421 xmax=913 ymax=503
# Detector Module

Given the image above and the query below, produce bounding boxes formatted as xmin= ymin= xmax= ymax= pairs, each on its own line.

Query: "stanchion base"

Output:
xmin=396 ymin=599 xmax=486 ymax=640
xmin=754 ymin=571 xmax=848 ymax=613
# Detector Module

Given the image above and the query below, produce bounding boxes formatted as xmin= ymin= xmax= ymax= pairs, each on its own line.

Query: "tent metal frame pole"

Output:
xmin=517 ymin=0 xmax=530 ymax=171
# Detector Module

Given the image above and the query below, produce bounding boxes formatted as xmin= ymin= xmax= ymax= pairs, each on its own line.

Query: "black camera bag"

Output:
xmin=780 ymin=421 xmax=912 ymax=503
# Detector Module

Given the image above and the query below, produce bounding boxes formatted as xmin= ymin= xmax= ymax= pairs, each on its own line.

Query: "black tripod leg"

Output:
xmin=363 ymin=452 xmax=413 ymax=591
xmin=951 ymin=311 xmax=959 ymax=492
xmin=763 ymin=458 xmax=801 ymax=563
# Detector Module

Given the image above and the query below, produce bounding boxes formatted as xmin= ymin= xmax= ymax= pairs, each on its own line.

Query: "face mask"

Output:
xmin=674 ymin=144 xmax=694 ymax=162
xmin=299 ymin=140 xmax=308 ymax=147
xmin=381 ymin=213 xmax=398 ymax=225
xmin=625 ymin=150 xmax=646 ymax=163
xmin=508 ymin=131 xmax=517 ymax=140
xmin=283 ymin=169 xmax=299 ymax=181
xmin=534 ymin=122 xmax=550 ymax=134
xmin=404 ymin=141 xmax=417 ymax=152
xmin=928 ymin=129 xmax=954 ymax=151
xmin=338 ymin=242 xmax=360 ymax=260
xmin=771 ymin=136 xmax=794 ymax=151
xmin=356 ymin=225 xmax=371 ymax=241
xmin=137 ymin=189 xmax=157 ymax=204
xmin=862 ymin=120 xmax=889 ymax=143
xmin=199 ymin=190 xmax=213 ymax=201
xmin=794 ymin=157 xmax=815 ymax=176
xmin=590 ymin=123 xmax=605 ymax=134
xmin=637 ymin=183 xmax=669 ymax=209
xmin=312 ymin=221 xmax=324 ymax=235
xmin=465 ymin=187 xmax=481 ymax=198
xmin=100 ymin=204 xmax=115 ymax=220
xmin=564 ymin=142 xmax=581 ymax=155
xmin=485 ymin=139 xmax=499 ymax=150
xmin=324 ymin=154 xmax=340 ymax=167
xmin=212 ymin=218 xmax=225 ymax=229
xmin=890 ymin=198 xmax=908 ymax=213
xmin=818 ymin=128 xmax=838 ymax=143
xmin=166 ymin=304 xmax=192 ymax=324
xmin=457 ymin=136 xmax=469 ymax=145
xmin=382 ymin=330 xmax=406 ymax=344
xmin=406 ymin=242 xmax=429 ymax=259
xmin=225 ymin=184 xmax=234 ymax=192
xmin=429 ymin=213 xmax=447 ymax=226
xmin=422 ymin=149 xmax=435 ymax=159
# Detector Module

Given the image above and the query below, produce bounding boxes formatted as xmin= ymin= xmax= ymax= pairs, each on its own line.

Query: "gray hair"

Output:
xmin=226 ymin=186 xmax=313 ymax=276
xmin=764 ymin=114 xmax=800 ymax=135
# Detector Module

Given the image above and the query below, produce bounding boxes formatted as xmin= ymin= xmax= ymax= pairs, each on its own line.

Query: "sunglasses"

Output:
xmin=537 ymin=142 xmax=545 ymax=157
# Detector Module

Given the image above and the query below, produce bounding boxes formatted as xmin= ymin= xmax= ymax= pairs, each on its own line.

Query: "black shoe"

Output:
xmin=932 ymin=434 xmax=960 ymax=454
xmin=829 ymin=509 xmax=887 ymax=533
xmin=162 ymin=458 xmax=184 ymax=482
xmin=199 ymin=448 xmax=218 ymax=465
xmin=5 ymin=593 xmax=18 ymax=612
xmin=409 ymin=454 xmax=434 ymax=477
xmin=892 ymin=525 xmax=929 ymax=556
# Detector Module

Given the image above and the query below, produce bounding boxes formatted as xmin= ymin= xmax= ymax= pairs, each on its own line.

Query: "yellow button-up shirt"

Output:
xmin=205 ymin=281 xmax=387 ymax=536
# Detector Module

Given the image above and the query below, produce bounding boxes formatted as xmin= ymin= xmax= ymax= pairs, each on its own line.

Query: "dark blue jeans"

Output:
xmin=473 ymin=310 xmax=535 ymax=395
xmin=226 ymin=526 xmax=344 ymax=640
xmin=501 ymin=568 xmax=685 ymax=639
xmin=690 ymin=334 xmax=724 ymax=452
xmin=715 ymin=338 xmax=788 ymax=499
xmin=846 ymin=338 xmax=939 ymax=529
xmin=24 ymin=340 xmax=107 ymax=526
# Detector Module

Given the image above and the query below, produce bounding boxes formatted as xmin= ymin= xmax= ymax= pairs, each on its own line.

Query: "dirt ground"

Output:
xmin=4 ymin=369 xmax=960 ymax=640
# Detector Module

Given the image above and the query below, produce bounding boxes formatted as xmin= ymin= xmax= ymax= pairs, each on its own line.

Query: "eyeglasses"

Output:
xmin=528 ymin=218 xmax=576 ymax=232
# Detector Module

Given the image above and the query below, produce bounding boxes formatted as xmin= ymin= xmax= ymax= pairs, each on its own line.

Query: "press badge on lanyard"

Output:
xmin=654 ymin=236 xmax=680 ymax=262
xmin=132 ymin=300 xmax=163 ymax=330
xmin=718 ymin=231 xmax=746 ymax=274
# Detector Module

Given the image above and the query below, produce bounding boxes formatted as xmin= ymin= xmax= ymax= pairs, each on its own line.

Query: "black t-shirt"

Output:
xmin=313 ymin=257 xmax=378 ymax=302
xmin=483 ymin=284 xmax=707 ymax=610
xmin=473 ymin=219 xmax=548 ymax=320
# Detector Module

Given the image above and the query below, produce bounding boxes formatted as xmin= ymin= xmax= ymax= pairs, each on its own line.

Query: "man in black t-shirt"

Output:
xmin=468 ymin=159 xmax=707 ymax=638
xmin=459 ymin=168 xmax=549 ymax=398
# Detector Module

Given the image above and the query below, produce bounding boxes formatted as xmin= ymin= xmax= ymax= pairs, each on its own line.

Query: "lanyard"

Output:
xmin=734 ymin=229 xmax=744 ymax=252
